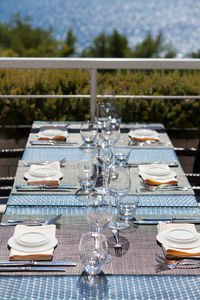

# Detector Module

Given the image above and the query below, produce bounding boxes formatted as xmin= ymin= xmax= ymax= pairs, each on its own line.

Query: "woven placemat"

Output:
xmin=1 ymin=215 xmax=200 ymax=276
xmin=12 ymin=161 xmax=78 ymax=195
xmin=13 ymin=161 xmax=193 ymax=196
xmin=26 ymin=131 xmax=172 ymax=149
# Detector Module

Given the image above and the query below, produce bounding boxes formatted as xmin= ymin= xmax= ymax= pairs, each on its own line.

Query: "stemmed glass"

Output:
xmin=86 ymin=191 xmax=113 ymax=263
xmin=95 ymin=143 xmax=113 ymax=194
xmin=80 ymin=121 xmax=98 ymax=148
xmin=86 ymin=192 xmax=113 ymax=233
xmin=79 ymin=232 xmax=108 ymax=275
xmin=108 ymin=166 xmax=131 ymax=230
xmin=77 ymin=161 xmax=98 ymax=194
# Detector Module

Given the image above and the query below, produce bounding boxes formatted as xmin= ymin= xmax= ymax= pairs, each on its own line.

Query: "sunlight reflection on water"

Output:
xmin=0 ymin=0 xmax=200 ymax=57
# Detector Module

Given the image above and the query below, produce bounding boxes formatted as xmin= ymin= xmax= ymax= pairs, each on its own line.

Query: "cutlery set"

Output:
xmin=127 ymin=161 xmax=179 ymax=168
xmin=0 ymin=261 xmax=77 ymax=272
xmin=18 ymin=158 xmax=66 ymax=167
xmin=133 ymin=217 xmax=200 ymax=225
xmin=16 ymin=184 xmax=78 ymax=192
xmin=0 ymin=214 xmax=62 ymax=226
xmin=155 ymin=254 xmax=200 ymax=271
xmin=30 ymin=140 xmax=79 ymax=146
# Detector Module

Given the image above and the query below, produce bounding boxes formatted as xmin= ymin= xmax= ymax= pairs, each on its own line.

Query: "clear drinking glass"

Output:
xmin=114 ymin=147 xmax=131 ymax=166
xmin=79 ymin=232 xmax=108 ymax=275
xmin=80 ymin=122 xmax=98 ymax=148
xmin=119 ymin=195 xmax=139 ymax=220
xmin=108 ymin=166 xmax=131 ymax=230
xmin=77 ymin=161 xmax=98 ymax=194
xmin=86 ymin=192 xmax=113 ymax=233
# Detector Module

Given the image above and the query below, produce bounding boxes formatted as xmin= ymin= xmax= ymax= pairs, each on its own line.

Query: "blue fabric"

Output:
xmin=0 ymin=275 xmax=199 ymax=300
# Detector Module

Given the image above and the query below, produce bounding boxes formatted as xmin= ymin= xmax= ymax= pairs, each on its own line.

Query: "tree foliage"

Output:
xmin=0 ymin=14 xmax=76 ymax=57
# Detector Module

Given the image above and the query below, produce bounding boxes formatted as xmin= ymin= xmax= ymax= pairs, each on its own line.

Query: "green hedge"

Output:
xmin=0 ymin=69 xmax=200 ymax=128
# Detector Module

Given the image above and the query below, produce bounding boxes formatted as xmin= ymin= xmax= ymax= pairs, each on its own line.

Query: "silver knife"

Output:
xmin=16 ymin=185 xmax=78 ymax=192
xmin=30 ymin=141 xmax=78 ymax=146
xmin=128 ymin=161 xmax=178 ymax=167
xmin=0 ymin=261 xmax=77 ymax=266
xmin=142 ymin=217 xmax=200 ymax=221
xmin=134 ymin=220 xmax=200 ymax=225
xmin=16 ymin=184 xmax=78 ymax=189
xmin=0 ymin=266 xmax=66 ymax=272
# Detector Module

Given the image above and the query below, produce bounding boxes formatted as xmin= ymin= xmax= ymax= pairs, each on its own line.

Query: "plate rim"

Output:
xmin=15 ymin=231 xmax=49 ymax=247
xmin=24 ymin=169 xmax=63 ymax=180
xmin=130 ymin=128 xmax=156 ymax=136
xmin=157 ymin=229 xmax=200 ymax=249
xmin=145 ymin=166 xmax=171 ymax=177
xmin=29 ymin=167 xmax=57 ymax=178
xmin=167 ymin=228 xmax=198 ymax=243
xmin=8 ymin=236 xmax=58 ymax=252
xmin=139 ymin=169 xmax=176 ymax=180
xmin=39 ymin=128 xmax=68 ymax=137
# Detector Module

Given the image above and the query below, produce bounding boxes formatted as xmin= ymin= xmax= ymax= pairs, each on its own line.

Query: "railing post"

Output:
xmin=90 ymin=68 xmax=97 ymax=121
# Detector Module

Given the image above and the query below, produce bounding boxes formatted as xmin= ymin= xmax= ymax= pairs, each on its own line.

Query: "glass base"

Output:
xmin=108 ymin=221 xmax=129 ymax=230
xmin=96 ymin=187 xmax=108 ymax=195
xmin=105 ymin=254 xmax=112 ymax=264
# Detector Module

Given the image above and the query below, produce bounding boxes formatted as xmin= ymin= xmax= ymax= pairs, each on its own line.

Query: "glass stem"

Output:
xmin=116 ymin=194 xmax=121 ymax=223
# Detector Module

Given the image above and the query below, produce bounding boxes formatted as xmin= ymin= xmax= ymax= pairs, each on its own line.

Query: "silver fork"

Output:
xmin=155 ymin=254 xmax=200 ymax=269
xmin=112 ymin=230 xmax=122 ymax=256
xmin=140 ymin=181 xmax=190 ymax=192
xmin=19 ymin=158 xmax=66 ymax=167
xmin=7 ymin=214 xmax=62 ymax=226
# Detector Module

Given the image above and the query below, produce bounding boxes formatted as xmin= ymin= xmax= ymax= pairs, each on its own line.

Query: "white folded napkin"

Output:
xmin=9 ymin=224 xmax=56 ymax=261
xmin=129 ymin=129 xmax=159 ymax=142
xmin=26 ymin=161 xmax=62 ymax=186
xmin=37 ymin=126 xmax=68 ymax=141
xmin=139 ymin=164 xmax=178 ymax=185
xmin=157 ymin=221 xmax=200 ymax=258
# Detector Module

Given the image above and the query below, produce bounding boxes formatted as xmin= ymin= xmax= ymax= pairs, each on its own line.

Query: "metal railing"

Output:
xmin=1 ymin=57 xmax=200 ymax=120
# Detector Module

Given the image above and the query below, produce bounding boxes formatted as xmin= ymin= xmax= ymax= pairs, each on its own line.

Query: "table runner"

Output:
xmin=1 ymin=215 xmax=200 ymax=276
xmin=0 ymin=274 xmax=200 ymax=300
xmin=5 ymin=205 xmax=200 ymax=217
xmin=7 ymin=193 xmax=198 ymax=208
xmin=22 ymin=147 xmax=179 ymax=162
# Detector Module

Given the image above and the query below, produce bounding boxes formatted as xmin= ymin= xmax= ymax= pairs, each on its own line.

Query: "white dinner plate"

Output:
xmin=15 ymin=231 xmax=49 ymax=247
xmin=29 ymin=167 xmax=57 ymax=178
xmin=8 ymin=234 xmax=58 ymax=252
xmin=139 ymin=168 xmax=176 ymax=180
xmin=24 ymin=167 xmax=63 ymax=180
xmin=39 ymin=128 xmax=67 ymax=138
xmin=129 ymin=128 xmax=157 ymax=138
xmin=157 ymin=228 xmax=200 ymax=249
xmin=144 ymin=166 xmax=172 ymax=177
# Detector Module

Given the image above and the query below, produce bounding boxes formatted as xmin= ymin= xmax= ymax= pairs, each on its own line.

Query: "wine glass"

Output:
xmin=102 ymin=119 xmax=120 ymax=146
xmin=108 ymin=166 xmax=131 ymax=230
xmin=114 ymin=147 xmax=131 ymax=166
xmin=86 ymin=192 xmax=113 ymax=233
xmin=80 ymin=121 xmax=98 ymax=148
xmin=95 ymin=143 xmax=113 ymax=194
xmin=79 ymin=232 xmax=108 ymax=275
xmin=95 ymin=102 xmax=111 ymax=127
xmin=77 ymin=161 xmax=98 ymax=194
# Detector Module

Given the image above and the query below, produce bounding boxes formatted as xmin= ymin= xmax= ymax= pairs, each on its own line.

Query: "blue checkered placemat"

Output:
xmin=0 ymin=275 xmax=199 ymax=300
xmin=7 ymin=194 xmax=198 ymax=207
xmin=5 ymin=205 xmax=200 ymax=217
xmin=22 ymin=147 xmax=178 ymax=162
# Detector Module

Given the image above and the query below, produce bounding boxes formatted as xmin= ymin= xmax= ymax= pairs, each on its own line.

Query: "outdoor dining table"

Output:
xmin=0 ymin=121 xmax=200 ymax=299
